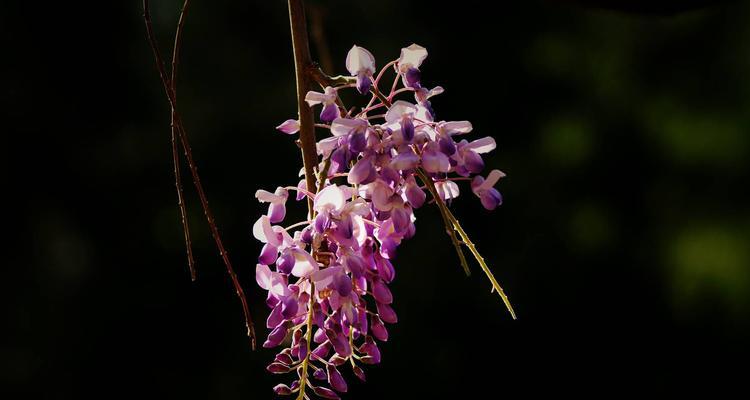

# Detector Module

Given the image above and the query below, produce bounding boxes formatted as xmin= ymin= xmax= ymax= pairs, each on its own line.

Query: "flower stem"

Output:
xmin=296 ymin=282 xmax=316 ymax=400
xmin=417 ymin=169 xmax=516 ymax=319
xmin=445 ymin=206 xmax=517 ymax=319
xmin=416 ymin=170 xmax=471 ymax=276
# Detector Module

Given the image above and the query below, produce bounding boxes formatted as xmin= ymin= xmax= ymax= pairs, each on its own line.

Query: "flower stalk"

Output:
xmin=295 ymin=282 xmax=315 ymax=400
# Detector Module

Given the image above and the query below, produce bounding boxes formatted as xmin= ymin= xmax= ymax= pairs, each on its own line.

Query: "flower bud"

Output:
xmin=353 ymin=365 xmax=366 ymax=382
xmin=266 ymin=362 xmax=291 ymax=374
xmin=266 ymin=303 xmax=283 ymax=329
xmin=263 ymin=323 xmax=288 ymax=348
xmin=371 ymin=279 xmax=393 ymax=304
xmin=376 ymin=302 xmax=398 ymax=324
xmin=312 ymin=385 xmax=340 ymax=399
xmin=281 ymin=295 xmax=299 ymax=320
xmin=356 ymin=72 xmax=372 ymax=95
xmin=404 ymin=67 xmax=421 ymax=89
xmin=274 ymin=351 xmax=293 ymax=365
xmin=312 ymin=341 xmax=331 ymax=359
xmin=273 ymin=383 xmax=293 ymax=395
xmin=313 ymin=367 xmax=327 ymax=380
xmin=370 ymin=315 xmax=389 ymax=342
xmin=327 ymin=364 xmax=348 ymax=393
xmin=258 ymin=243 xmax=278 ymax=265
xmin=297 ymin=337 xmax=308 ymax=361
xmin=276 ymin=249 xmax=294 ymax=274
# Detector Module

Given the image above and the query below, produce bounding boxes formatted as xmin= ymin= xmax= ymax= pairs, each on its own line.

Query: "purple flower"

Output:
xmin=255 ymin=187 xmax=288 ymax=223
xmin=398 ymin=44 xmax=428 ymax=89
xmin=258 ymin=42 xmax=510 ymax=397
xmin=454 ymin=136 xmax=496 ymax=176
xmin=421 ymin=141 xmax=451 ymax=173
xmin=471 ymin=169 xmax=506 ymax=210
xmin=384 ymin=100 xmax=417 ymax=144
xmin=346 ymin=45 xmax=376 ymax=95
xmin=306 ymin=86 xmax=339 ymax=122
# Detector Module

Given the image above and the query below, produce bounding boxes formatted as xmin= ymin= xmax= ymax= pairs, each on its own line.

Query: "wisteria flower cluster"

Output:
xmin=255 ymin=44 xmax=512 ymax=399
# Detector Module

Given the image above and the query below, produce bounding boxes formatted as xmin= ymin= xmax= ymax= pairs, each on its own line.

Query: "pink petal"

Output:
xmin=255 ymin=264 xmax=273 ymax=290
xmin=255 ymin=188 xmax=287 ymax=204
xmin=330 ymin=117 xmax=367 ymax=137
xmin=440 ymin=121 xmax=473 ymax=135
xmin=276 ymin=119 xmax=299 ymax=135
xmin=465 ymin=136 xmax=496 ymax=154
xmin=253 ymin=215 xmax=281 ymax=246
xmin=290 ymin=248 xmax=318 ymax=277
xmin=315 ymin=184 xmax=347 ymax=212
xmin=477 ymin=169 xmax=506 ymax=192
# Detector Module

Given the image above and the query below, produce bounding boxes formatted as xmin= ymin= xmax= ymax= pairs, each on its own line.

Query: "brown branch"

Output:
xmin=288 ymin=0 xmax=319 ymax=219
xmin=143 ymin=0 xmax=256 ymax=350
xmin=169 ymin=0 xmax=196 ymax=281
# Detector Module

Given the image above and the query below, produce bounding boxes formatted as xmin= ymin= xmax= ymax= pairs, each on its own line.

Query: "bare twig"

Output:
xmin=143 ymin=0 xmax=256 ymax=349
xmin=169 ymin=0 xmax=196 ymax=281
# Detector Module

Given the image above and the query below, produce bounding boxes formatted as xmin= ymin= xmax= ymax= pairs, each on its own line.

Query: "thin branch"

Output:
xmin=143 ymin=0 xmax=256 ymax=349
xmin=288 ymin=0 xmax=319 ymax=220
xmin=169 ymin=0 xmax=196 ymax=281
xmin=417 ymin=169 xmax=516 ymax=319
xmin=416 ymin=170 xmax=471 ymax=277
xmin=445 ymin=205 xmax=517 ymax=320
xmin=295 ymin=282 xmax=316 ymax=400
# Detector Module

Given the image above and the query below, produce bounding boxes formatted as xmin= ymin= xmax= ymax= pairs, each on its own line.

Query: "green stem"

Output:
xmin=417 ymin=169 xmax=516 ymax=319
xmin=416 ymin=170 xmax=470 ymax=276
xmin=445 ymin=207 xmax=517 ymax=320
xmin=296 ymin=282 xmax=316 ymax=400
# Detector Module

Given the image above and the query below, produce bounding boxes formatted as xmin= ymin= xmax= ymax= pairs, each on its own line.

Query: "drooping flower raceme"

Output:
xmin=256 ymin=44 xmax=509 ymax=399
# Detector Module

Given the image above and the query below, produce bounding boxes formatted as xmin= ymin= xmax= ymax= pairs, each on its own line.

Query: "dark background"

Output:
xmin=4 ymin=0 xmax=750 ymax=397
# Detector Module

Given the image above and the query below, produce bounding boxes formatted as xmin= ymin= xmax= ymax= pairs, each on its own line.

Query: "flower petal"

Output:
xmin=436 ymin=180 xmax=460 ymax=200
xmin=255 ymin=188 xmax=287 ymax=204
xmin=305 ymin=90 xmax=329 ymax=106
xmin=441 ymin=121 xmax=473 ymax=135
xmin=315 ymin=184 xmax=347 ymax=212
xmin=345 ymin=45 xmax=376 ymax=76
xmin=479 ymin=169 xmax=506 ymax=191
xmin=398 ymin=43 xmax=428 ymax=70
xmin=256 ymin=264 xmax=273 ymax=290
xmin=253 ymin=215 xmax=281 ymax=246
xmin=384 ymin=100 xmax=417 ymax=123
xmin=465 ymin=136 xmax=496 ymax=154
xmin=291 ymin=248 xmax=319 ymax=277
xmin=276 ymin=119 xmax=300 ymax=135
xmin=330 ymin=117 xmax=367 ymax=137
